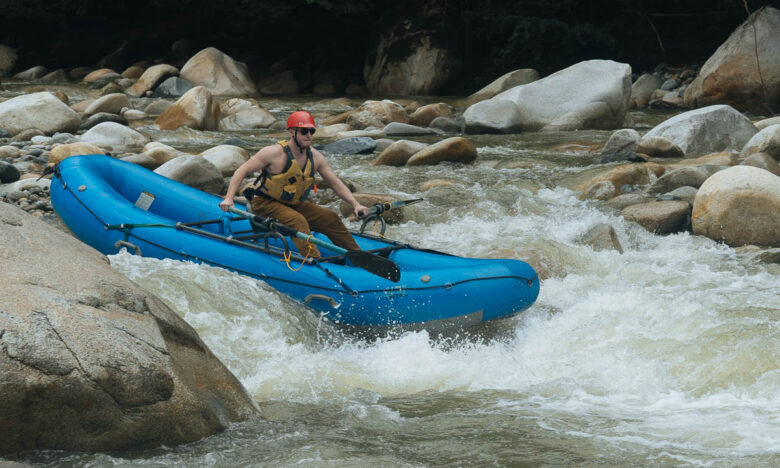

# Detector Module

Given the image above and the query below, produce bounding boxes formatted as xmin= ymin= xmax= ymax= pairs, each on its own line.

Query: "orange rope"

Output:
xmin=280 ymin=235 xmax=313 ymax=271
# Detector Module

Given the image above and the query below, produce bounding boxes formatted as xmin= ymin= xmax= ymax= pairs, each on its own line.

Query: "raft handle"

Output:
xmin=115 ymin=240 xmax=142 ymax=256
xmin=304 ymin=294 xmax=339 ymax=308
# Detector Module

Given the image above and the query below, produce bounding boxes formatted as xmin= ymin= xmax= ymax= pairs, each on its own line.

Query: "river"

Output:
xmin=6 ymin=90 xmax=779 ymax=467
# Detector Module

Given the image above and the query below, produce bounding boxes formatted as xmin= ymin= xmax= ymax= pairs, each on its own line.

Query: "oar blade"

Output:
xmin=346 ymin=251 xmax=401 ymax=282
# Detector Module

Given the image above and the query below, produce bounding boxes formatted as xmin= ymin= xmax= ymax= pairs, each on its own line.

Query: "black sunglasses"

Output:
xmin=297 ymin=128 xmax=316 ymax=135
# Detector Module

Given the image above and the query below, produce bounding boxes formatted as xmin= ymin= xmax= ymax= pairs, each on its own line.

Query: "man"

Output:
xmin=219 ymin=110 xmax=368 ymax=258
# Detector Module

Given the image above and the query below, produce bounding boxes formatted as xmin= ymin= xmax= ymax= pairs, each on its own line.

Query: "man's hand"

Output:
xmin=219 ymin=197 xmax=234 ymax=212
xmin=354 ymin=203 xmax=369 ymax=218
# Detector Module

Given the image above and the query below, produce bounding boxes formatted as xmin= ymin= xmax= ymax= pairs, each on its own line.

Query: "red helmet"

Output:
xmin=286 ymin=110 xmax=316 ymax=129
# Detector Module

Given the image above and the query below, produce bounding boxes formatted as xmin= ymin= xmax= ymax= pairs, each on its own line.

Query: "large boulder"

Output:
xmin=372 ymin=140 xmax=427 ymax=166
xmin=218 ymin=98 xmax=275 ymax=130
xmin=406 ymin=137 xmax=477 ymax=166
xmin=0 ymin=203 xmax=258 ymax=455
xmin=179 ymin=47 xmax=257 ymax=97
xmin=0 ymin=44 xmax=18 ymax=75
xmin=630 ymin=73 xmax=663 ymax=108
xmin=462 ymin=69 xmax=539 ymax=106
xmin=199 ymin=145 xmax=249 ymax=177
xmin=155 ymin=86 xmax=220 ymax=131
xmin=48 ymin=143 xmax=107 ymax=164
xmin=80 ymin=122 xmax=149 ymax=153
xmin=0 ymin=92 xmax=81 ymax=136
xmin=463 ymin=99 xmax=524 ymax=134
xmin=346 ymin=100 xmax=408 ymax=129
xmin=481 ymin=59 xmax=632 ymax=131
xmin=622 ymin=201 xmax=691 ymax=234
xmin=684 ymin=7 xmax=780 ymax=113
xmin=127 ymin=64 xmax=179 ymax=97
xmin=154 ymin=155 xmax=224 ymax=194
xmin=692 ymin=165 xmax=780 ymax=247
xmin=363 ymin=1 xmax=455 ymax=95
xmin=83 ymin=93 xmax=130 ymax=116
xmin=640 ymin=105 xmax=757 ymax=157
xmin=740 ymin=124 xmax=780 ymax=161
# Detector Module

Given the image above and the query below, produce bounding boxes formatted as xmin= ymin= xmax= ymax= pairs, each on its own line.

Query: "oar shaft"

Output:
xmin=228 ymin=206 xmax=347 ymax=254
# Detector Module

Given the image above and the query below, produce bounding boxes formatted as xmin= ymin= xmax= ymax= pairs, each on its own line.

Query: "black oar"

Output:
xmin=359 ymin=198 xmax=423 ymax=217
xmin=229 ymin=207 xmax=400 ymax=282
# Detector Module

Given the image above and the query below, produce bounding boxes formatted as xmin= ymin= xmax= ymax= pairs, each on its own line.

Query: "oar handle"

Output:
xmin=360 ymin=198 xmax=423 ymax=217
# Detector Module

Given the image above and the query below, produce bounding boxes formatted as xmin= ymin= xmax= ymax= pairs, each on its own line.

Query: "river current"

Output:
xmin=9 ymin=92 xmax=779 ymax=467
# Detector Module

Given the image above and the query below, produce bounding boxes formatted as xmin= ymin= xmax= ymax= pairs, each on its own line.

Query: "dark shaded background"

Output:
xmin=1 ymin=0 xmax=777 ymax=94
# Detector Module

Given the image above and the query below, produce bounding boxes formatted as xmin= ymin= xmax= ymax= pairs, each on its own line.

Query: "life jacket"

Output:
xmin=244 ymin=140 xmax=316 ymax=205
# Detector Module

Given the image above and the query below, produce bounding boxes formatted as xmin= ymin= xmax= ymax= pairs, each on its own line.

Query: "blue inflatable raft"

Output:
xmin=51 ymin=155 xmax=539 ymax=334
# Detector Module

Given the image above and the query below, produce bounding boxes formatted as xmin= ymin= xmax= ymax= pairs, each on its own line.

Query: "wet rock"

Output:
xmin=83 ymin=69 xmax=117 ymax=83
xmin=122 ymin=109 xmax=147 ymax=121
xmin=646 ymin=166 xmax=709 ymax=194
xmin=755 ymin=116 xmax=780 ymax=130
xmin=48 ymin=143 xmax=107 ymax=164
xmin=604 ymin=192 xmax=651 ymax=211
xmin=461 ymin=69 xmax=540 ymax=106
xmin=13 ymin=66 xmax=47 ymax=80
xmin=630 ymin=73 xmax=662 ymax=108
xmin=665 ymin=186 xmax=699 ymax=205
xmin=383 ymin=122 xmax=436 ymax=136
xmin=139 ymin=142 xmax=190 ymax=165
xmin=154 ymin=154 xmax=224 ymax=194
xmin=0 ymin=92 xmax=81 ymax=136
xmin=221 ymin=137 xmax=255 ymax=149
xmin=155 ymin=86 xmax=220 ymax=131
xmin=82 ymin=93 xmax=129 ymax=117
xmin=463 ymin=99 xmax=523 ymax=134
xmin=737 ymin=247 xmax=780 ymax=265
xmin=315 ymin=123 xmax=351 ymax=139
xmin=11 ymin=129 xmax=45 ymax=142
xmin=180 ymin=47 xmax=257 ymax=97
xmin=0 ymin=161 xmax=20 ymax=183
xmin=321 ymin=109 xmax=357 ymax=126
xmin=692 ymin=166 xmax=780 ymax=247
xmin=120 ymin=153 xmax=159 ymax=170
xmin=406 ymin=137 xmax=477 ymax=166
xmin=200 ymin=145 xmax=249 ymax=177
xmin=741 ymin=152 xmax=780 ymax=175
xmin=622 ymin=200 xmax=691 ymax=234
xmin=640 ymin=105 xmax=757 ymax=157
xmin=740 ymin=124 xmax=780 ymax=161
xmin=144 ymin=100 xmax=173 ymax=116
xmin=576 ymin=223 xmax=624 ymax=253
xmin=578 ymin=163 xmax=664 ymax=193
xmin=429 ymin=116 xmax=463 ymax=133
xmin=409 ymin=103 xmax=454 ymax=127
xmin=80 ymin=112 xmax=129 ymax=133
xmin=579 ymin=180 xmax=617 ymax=201
xmin=127 ymin=64 xmax=179 ymax=97
xmin=0 ymin=203 xmax=258 ymax=454
xmin=684 ymin=7 xmax=780 ymax=113
xmin=637 ymin=136 xmax=685 ymax=159
xmin=372 ymin=140 xmax=427 ymax=166
xmin=121 ymin=65 xmax=145 ymax=79
xmin=41 ymin=69 xmax=68 ymax=82
xmin=218 ymin=98 xmax=275 ymax=130
xmin=89 ymin=72 xmax=122 ymax=89
xmin=152 ymin=76 xmax=194 ymax=98
xmin=80 ymin=122 xmax=149 ymax=152
xmin=0 ymin=44 xmax=18 ymax=75
xmin=321 ymin=137 xmax=377 ymax=155
xmin=346 ymin=100 xmax=408 ymax=129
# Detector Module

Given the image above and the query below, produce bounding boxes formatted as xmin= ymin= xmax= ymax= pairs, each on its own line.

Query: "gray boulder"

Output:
xmin=0 ymin=203 xmax=258 ymax=454
xmin=740 ymin=124 xmax=780 ymax=161
xmin=154 ymin=155 xmax=225 ymax=194
xmin=152 ymin=76 xmax=194 ymax=98
xmin=463 ymin=99 xmax=523 ymax=134
xmin=321 ymin=137 xmax=377 ymax=155
xmin=487 ymin=59 xmax=632 ymax=131
xmin=640 ymin=105 xmax=757 ymax=157
xmin=0 ymin=92 xmax=81 ymax=136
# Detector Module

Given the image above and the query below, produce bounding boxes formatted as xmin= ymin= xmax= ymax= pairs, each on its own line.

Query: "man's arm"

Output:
xmin=313 ymin=150 xmax=368 ymax=217
xmin=219 ymin=147 xmax=275 ymax=211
